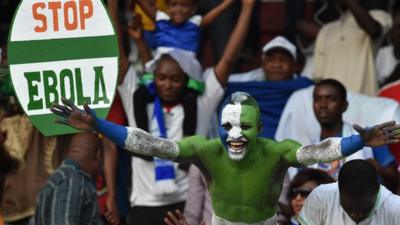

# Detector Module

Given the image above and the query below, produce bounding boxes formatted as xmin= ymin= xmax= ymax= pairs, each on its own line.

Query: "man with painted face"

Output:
xmin=299 ymin=159 xmax=400 ymax=225
xmin=51 ymin=91 xmax=400 ymax=225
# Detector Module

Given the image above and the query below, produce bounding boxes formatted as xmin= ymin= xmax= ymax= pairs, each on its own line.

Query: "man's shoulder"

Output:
xmin=179 ymin=136 xmax=220 ymax=148
xmin=258 ymin=138 xmax=301 ymax=156
xmin=379 ymin=186 xmax=400 ymax=213
xmin=320 ymin=19 xmax=341 ymax=31
xmin=313 ymin=182 xmax=338 ymax=194
xmin=47 ymin=163 xmax=89 ymax=187
xmin=265 ymin=138 xmax=301 ymax=149
xmin=306 ymin=183 xmax=339 ymax=205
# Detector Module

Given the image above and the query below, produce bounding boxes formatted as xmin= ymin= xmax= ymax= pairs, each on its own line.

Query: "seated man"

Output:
xmin=311 ymin=79 xmax=398 ymax=189
xmin=299 ymin=159 xmax=400 ymax=225
xmin=51 ymin=92 xmax=400 ymax=225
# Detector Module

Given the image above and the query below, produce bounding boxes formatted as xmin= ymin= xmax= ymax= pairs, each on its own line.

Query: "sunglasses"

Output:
xmin=289 ymin=188 xmax=312 ymax=199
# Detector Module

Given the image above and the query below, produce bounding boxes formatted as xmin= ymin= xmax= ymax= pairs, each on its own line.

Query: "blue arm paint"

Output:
xmin=340 ymin=134 xmax=365 ymax=157
xmin=88 ymin=108 xmax=127 ymax=148
xmin=96 ymin=118 xmax=127 ymax=148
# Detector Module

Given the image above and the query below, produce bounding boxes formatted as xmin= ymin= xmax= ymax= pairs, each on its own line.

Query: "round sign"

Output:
xmin=8 ymin=0 xmax=119 ymax=136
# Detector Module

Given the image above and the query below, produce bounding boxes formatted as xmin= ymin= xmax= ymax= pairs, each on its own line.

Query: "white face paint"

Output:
xmin=221 ymin=103 xmax=248 ymax=161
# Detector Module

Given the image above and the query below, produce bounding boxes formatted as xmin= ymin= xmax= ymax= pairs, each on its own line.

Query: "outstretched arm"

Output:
xmin=285 ymin=121 xmax=400 ymax=167
xmin=214 ymin=0 xmax=255 ymax=87
xmin=51 ymin=99 xmax=181 ymax=160
xmin=200 ymin=0 xmax=234 ymax=27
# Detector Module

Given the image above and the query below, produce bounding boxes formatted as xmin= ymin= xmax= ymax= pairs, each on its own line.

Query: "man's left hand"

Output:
xmin=353 ymin=121 xmax=400 ymax=147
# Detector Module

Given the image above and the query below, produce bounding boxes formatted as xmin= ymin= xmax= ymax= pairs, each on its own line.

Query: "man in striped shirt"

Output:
xmin=35 ymin=132 xmax=102 ymax=225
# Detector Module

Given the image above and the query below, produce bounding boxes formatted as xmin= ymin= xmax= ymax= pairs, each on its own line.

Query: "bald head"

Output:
xmin=68 ymin=132 xmax=101 ymax=177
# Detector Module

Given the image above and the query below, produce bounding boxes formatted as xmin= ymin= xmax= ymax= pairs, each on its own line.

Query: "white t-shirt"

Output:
xmin=299 ymin=183 xmax=400 ymax=225
xmin=118 ymin=66 xmax=224 ymax=206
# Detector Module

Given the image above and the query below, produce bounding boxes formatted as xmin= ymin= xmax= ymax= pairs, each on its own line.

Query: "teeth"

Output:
xmin=228 ymin=140 xmax=247 ymax=152
xmin=231 ymin=143 xmax=243 ymax=146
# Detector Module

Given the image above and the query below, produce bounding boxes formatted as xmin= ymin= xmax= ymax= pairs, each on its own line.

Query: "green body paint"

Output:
xmin=177 ymin=100 xmax=302 ymax=223
xmin=178 ymin=137 xmax=301 ymax=223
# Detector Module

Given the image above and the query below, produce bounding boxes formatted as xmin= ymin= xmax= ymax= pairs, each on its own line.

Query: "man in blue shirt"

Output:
xmin=35 ymin=132 xmax=102 ymax=225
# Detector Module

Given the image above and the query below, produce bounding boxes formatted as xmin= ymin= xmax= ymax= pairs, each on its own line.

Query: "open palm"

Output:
xmin=50 ymin=98 xmax=96 ymax=131
xmin=353 ymin=121 xmax=400 ymax=147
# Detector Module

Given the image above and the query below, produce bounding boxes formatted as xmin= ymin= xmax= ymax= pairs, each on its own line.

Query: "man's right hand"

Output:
xmin=50 ymin=98 xmax=96 ymax=131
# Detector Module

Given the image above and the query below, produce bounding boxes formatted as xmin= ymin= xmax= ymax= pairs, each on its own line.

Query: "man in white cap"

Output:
xmin=229 ymin=35 xmax=300 ymax=82
xmin=261 ymin=36 xmax=298 ymax=81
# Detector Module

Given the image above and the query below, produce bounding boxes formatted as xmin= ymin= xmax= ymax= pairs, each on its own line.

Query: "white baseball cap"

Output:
xmin=262 ymin=36 xmax=297 ymax=61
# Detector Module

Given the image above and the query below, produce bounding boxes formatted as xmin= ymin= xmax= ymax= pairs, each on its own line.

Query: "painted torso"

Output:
xmin=178 ymin=136 xmax=300 ymax=223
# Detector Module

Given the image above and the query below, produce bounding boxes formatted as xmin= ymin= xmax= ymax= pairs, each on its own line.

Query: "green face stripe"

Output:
xmin=8 ymin=35 xmax=118 ymax=65
xmin=239 ymin=105 xmax=260 ymax=143
xmin=29 ymin=107 xmax=109 ymax=136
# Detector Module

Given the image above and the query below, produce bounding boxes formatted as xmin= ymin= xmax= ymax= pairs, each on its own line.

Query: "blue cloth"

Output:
xmin=372 ymin=146 xmax=396 ymax=167
xmin=225 ymin=77 xmax=314 ymax=139
xmin=35 ymin=159 xmax=102 ymax=225
xmin=153 ymin=96 xmax=176 ymax=182
xmin=143 ymin=30 xmax=158 ymax=50
xmin=155 ymin=18 xmax=200 ymax=53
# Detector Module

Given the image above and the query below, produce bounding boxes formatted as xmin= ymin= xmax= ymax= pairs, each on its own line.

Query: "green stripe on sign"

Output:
xmin=8 ymin=35 xmax=118 ymax=65
xmin=29 ymin=108 xmax=110 ymax=136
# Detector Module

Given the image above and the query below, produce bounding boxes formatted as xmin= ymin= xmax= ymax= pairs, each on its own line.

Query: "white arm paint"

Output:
xmin=124 ymin=127 xmax=180 ymax=159
xmin=296 ymin=138 xmax=343 ymax=166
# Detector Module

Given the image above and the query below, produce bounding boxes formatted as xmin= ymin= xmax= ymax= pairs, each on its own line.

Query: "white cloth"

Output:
xmin=228 ymin=68 xmax=265 ymax=82
xmin=275 ymin=86 xmax=400 ymax=146
xmin=118 ymin=66 xmax=224 ymax=207
xmin=313 ymin=10 xmax=392 ymax=96
xmin=145 ymin=48 xmax=203 ymax=82
xmin=376 ymin=45 xmax=398 ymax=84
xmin=299 ymin=183 xmax=400 ymax=225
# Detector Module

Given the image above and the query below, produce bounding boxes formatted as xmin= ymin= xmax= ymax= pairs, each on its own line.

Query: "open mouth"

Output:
xmin=228 ymin=140 xmax=247 ymax=153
